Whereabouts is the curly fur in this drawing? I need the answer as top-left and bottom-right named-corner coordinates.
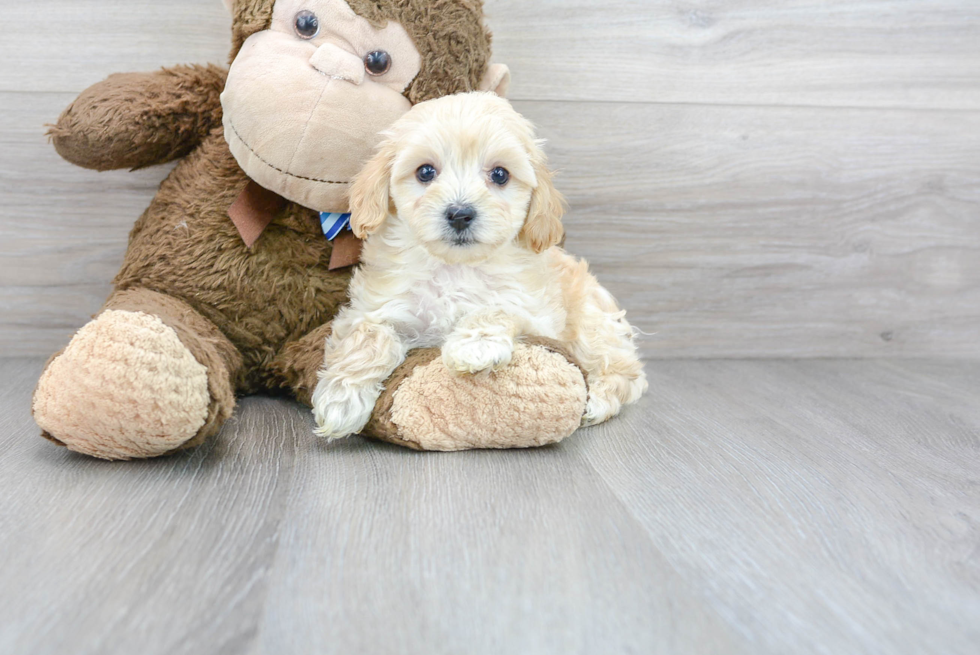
top-left (48, 65), bottom-right (228, 171)
top-left (33, 0), bottom-right (586, 459)
top-left (312, 94), bottom-right (647, 440)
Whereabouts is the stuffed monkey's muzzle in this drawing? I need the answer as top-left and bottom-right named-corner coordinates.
top-left (221, 30), bottom-right (418, 213)
top-left (309, 43), bottom-right (365, 86)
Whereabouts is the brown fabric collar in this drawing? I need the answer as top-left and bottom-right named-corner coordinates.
top-left (228, 180), bottom-right (361, 269)
top-left (228, 180), bottom-right (286, 248)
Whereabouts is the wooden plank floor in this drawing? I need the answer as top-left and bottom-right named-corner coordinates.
top-left (1, 357), bottom-right (977, 654)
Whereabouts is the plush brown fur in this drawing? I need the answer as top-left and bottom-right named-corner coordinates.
top-left (228, 0), bottom-right (277, 59)
top-left (110, 129), bottom-right (352, 395)
top-left (272, 321), bottom-right (336, 406)
top-left (227, 0), bottom-right (490, 102)
top-left (49, 65), bottom-right (227, 172)
top-left (346, 0), bottom-right (492, 103)
top-left (33, 0), bottom-right (586, 459)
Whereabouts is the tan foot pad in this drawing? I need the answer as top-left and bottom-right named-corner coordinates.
top-left (366, 340), bottom-right (588, 451)
top-left (32, 310), bottom-right (210, 460)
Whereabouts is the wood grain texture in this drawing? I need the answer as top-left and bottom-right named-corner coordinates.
top-left (254, 429), bottom-right (742, 655)
top-left (0, 359), bottom-right (299, 655)
top-left (3, 92), bottom-right (978, 358)
top-left (522, 101), bottom-right (980, 358)
top-left (486, 0), bottom-right (980, 109)
top-left (577, 359), bottom-right (980, 655)
top-left (0, 91), bottom-right (174, 354)
top-left (1, 0), bottom-right (979, 357)
top-left (1, 356), bottom-right (978, 654)
top-left (0, 0), bottom-right (231, 94)
top-left (4, 1), bottom-right (979, 110)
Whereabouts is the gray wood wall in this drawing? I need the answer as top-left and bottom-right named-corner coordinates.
top-left (1, 0), bottom-right (978, 359)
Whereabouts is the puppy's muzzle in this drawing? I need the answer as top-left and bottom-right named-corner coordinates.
top-left (446, 204), bottom-right (477, 234)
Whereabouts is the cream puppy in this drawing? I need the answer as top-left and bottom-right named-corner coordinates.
top-left (313, 92), bottom-right (647, 440)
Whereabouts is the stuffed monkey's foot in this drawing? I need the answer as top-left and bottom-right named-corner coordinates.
top-left (33, 307), bottom-right (229, 460)
top-left (364, 338), bottom-right (589, 451)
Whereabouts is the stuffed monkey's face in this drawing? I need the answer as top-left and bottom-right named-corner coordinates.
top-left (221, 0), bottom-right (422, 212)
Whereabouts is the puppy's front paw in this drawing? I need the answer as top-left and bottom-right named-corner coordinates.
top-left (311, 379), bottom-right (377, 441)
top-left (442, 333), bottom-right (514, 374)
top-left (582, 393), bottom-right (618, 427)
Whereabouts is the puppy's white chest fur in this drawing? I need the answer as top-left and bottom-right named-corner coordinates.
top-left (402, 262), bottom-right (557, 347)
top-left (408, 264), bottom-right (489, 344)
top-left (312, 92), bottom-right (648, 443)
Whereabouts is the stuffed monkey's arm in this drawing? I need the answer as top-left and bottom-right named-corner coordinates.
top-left (48, 64), bottom-right (227, 171)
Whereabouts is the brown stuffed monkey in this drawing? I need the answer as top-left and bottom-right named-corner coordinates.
top-left (31, 0), bottom-right (589, 460)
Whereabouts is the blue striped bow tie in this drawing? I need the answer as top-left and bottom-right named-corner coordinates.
top-left (320, 212), bottom-right (352, 241)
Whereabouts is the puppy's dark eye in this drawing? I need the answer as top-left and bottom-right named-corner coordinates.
top-left (364, 50), bottom-right (392, 76)
top-left (417, 164), bottom-right (437, 184)
top-left (294, 10), bottom-right (320, 39)
top-left (490, 167), bottom-right (510, 186)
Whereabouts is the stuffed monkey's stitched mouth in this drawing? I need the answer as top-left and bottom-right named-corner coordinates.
top-left (227, 119), bottom-right (351, 186)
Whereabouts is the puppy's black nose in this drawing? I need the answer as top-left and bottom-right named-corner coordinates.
top-left (446, 204), bottom-right (477, 233)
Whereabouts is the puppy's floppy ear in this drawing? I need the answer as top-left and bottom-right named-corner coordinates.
top-left (348, 143), bottom-right (395, 239)
top-left (520, 143), bottom-right (566, 254)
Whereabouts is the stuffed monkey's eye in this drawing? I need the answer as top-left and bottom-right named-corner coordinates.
top-left (294, 10), bottom-right (320, 39)
top-left (490, 167), bottom-right (510, 186)
top-left (364, 50), bottom-right (392, 76)
top-left (417, 164), bottom-right (437, 184)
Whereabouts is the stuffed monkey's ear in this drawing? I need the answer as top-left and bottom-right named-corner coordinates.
top-left (348, 145), bottom-right (395, 239)
top-left (221, 0), bottom-right (233, 14)
top-left (520, 146), bottom-right (566, 254)
top-left (480, 64), bottom-right (512, 98)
